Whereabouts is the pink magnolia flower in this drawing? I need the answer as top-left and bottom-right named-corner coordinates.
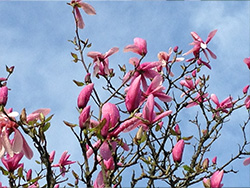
top-left (210, 94), bottom-right (234, 114)
top-left (1, 152), bottom-right (24, 172)
top-left (172, 139), bottom-right (185, 163)
top-left (123, 57), bottom-right (162, 91)
top-left (124, 37), bottom-right (147, 56)
top-left (243, 157), bottom-right (250, 166)
top-left (157, 49), bottom-right (184, 77)
top-left (243, 85), bottom-right (249, 94)
top-left (245, 96), bottom-right (250, 109)
top-left (87, 47), bottom-right (119, 77)
top-left (52, 151), bottom-right (75, 177)
top-left (243, 57), bottom-right (250, 69)
top-left (49, 150), bottom-right (55, 163)
top-left (26, 108), bottom-right (51, 122)
top-left (70, 0), bottom-right (96, 29)
top-left (180, 76), bottom-right (200, 97)
top-left (186, 93), bottom-right (209, 108)
top-left (184, 29), bottom-right (217, 61)
top-left (210, 170), bottom-right (224, 188)
top-left (77, 83), bottom-right (94, 109)
top-left (125, 75), bottom-right (142, 113)
top-left (0, 86), bottom-right (8, 106)
top-left (79, 105), bottom-right (91, 129)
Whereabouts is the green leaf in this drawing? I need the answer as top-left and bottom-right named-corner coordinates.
top-left (0, 166), bottom-right (9, 176)
top-left (183, 165), bottom-right (195, 173)
top-left (71, 52), bottom-right (78, 59)
top-left (73, 80), bottom-right (84, 87)
top-left (67, 183), bottom-right (74, 187)
top-left (63, 120), bottom-right (77, 128)
top-left (87, 43), bottom-right (92, 48)
top-left (17, 166), bottom-right (23, 178)
top-left (42, 122), bottom-right (51, 132)
top-left (45, 114), bottom-right (54, 123)
top-left (182, 135), bottom-right (193, 141)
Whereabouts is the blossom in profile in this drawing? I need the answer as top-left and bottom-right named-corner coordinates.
top-left (26, 108), bottom-right (51, 122)
top-left (172, 139), bottom-right (185, 163)
top-left (70, 0), bottom-right (96, 29)
top-left (210, 94), bottom-right (234, 115)
top-left (184, 30), bottom-right (217, 61)
top-left (87, 47), bottom-right (119, 77)
top-left (77, 83), bottom-right (94, 109)
top-left (124, 37), bottom-right (147, 56)
top-left (52, 151), bottom-right (75, 177)
top-left (1, 152), bottom-right (24, 172)
top-left (210, 170), bottom-right (224, 188)
top-left (243, 57), bottom-right (250, 69)
top-left (180, 76), bottom-right (200, 97)
top-left (0, 86), bottom-right (8, 106)
top-left (186, 93), bottom-right (209, 108)
top-left (245, 95), bottom-right (250, 109)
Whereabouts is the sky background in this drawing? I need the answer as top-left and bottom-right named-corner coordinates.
top-left (0, 0), bottom-right (249, 187)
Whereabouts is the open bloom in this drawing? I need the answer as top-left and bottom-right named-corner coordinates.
top-left (26, 108), bottom-right (51, 122)
top-left (52, 151), bottom-right (75, 177)
top-left (172, 139), bottom-right (185, 163)
top-left (180, 76), bottom-right (200, 97)
top-left (124, 37), bottom-right (147, 56)
top-left (0, 86), bottom-right (8, 106)
top-left (184, 29), bottom-right (217, 61)
top-left (244, 57), bottom-right (250, 69)
top-left (1, 152), bottom-right (24, 172)
top-left (210, 170), bottom-right (224, 188)
top-left (210, 94), bottom-right (234, 115)
top-left (87, 47), bottom-right (119, 77)
top-left (77, 83), bottom-right (94, 109)
top-left (70, 0), bottom-right (96, 29)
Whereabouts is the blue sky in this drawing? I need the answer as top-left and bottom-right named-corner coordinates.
top-left (0, 1), bottom-right (249, 187)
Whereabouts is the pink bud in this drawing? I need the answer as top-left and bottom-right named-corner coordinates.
top-left (172, 139), bottom-right (185, 163)
top-left (54, 184), bottom-right (60, 188)
top-left (243, 57), bottom-right (250, 69)
top-left (173, 46), bottom-right (179, 53)
top-left (0, 86), bottom-right (8, 106)
top-left (203, 178), bottom-right (211, 188)
top-left (243, 85), bottom-right (249, 94)
top-left (212, 156), bottom-right (217, 164)
top-left (192, 70), bottom-right (197, 77)
top-left (26, 169), bottom-right (32, 181)
top-left (49, 151), bottom-right (55, 163)
top-left (245, 96), bottom-right (250, 109)
top-left (174, 124), bottom-right (181, 135)
top-left (77, 83), bottom-right (94, 109)
top-left (84, 73), bottom-right (91, 83)
top-left (79, 106), bottom-right (91, 129)
top-left (210, 170), bottom-right (224, 188)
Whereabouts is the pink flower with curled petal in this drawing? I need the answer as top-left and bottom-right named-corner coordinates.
top-left (245, 96), bottom-right (250, 109)
top-left (125, 75), bottom-right (142, 113)
top-left (26, 108), bottom-right (51, 122)
top-left (0, 86), bottom-right (8, 106)
top-left (52, 151), bottom-right (75, 177)
top-left (1, 152), bottom-right (24, 172)
top-left (77, 83), bottom-right (94, 109)
top-left (243, 57), bottom-right (250, 69)
top-left (172, 139), bottom-right (185, 163)
top-left (186, 93), bottom-right (209, 108)
top-left (210, 94), bottom-right (234, 115)
top-left (124, 37), bottom-right (147, 56)
top-left (70, 0), bottom-right (96, 29)
top-left (87, 48), bottom-right (119, 77)
top-left (210, 170), bottom-right (224, 188)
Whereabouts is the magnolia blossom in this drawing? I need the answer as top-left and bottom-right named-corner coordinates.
top-left (210, 170), bottom-right (224, 188)
top-left (243, 85), bottom-right (249, 94)
top-left (70, 0), bottom-right (96, 29)
top-left (172, 139), bottom-right (185, 163)
top-left (79, 105), bottom-right (91, 129)
top-left (26, 108), bottom-right (51, 122)
top-left (124, 37), bottom-right (147, 56)
top-left (243, 57), bottom-right (250, 69)
top-left (1, 152), bottom-right (24, 172)
top-left (77, 83), bottom-right (94, 109)
top-left (51, 151), bottom-right (75, 177)
top-left (180, 76), bottom-right (200, 97)
top-left (210, 94), bottom-right (234, 115)
top-left (186, 93), bottom-right (209, 108)
top-left (87, 47), bottom-right (119, 77)
top-left (212, 156), bottom-right (217, 164)
top-left (0, 86), bottom-right (8, 106)
top-left (184, 29), bottom-right (217, 61)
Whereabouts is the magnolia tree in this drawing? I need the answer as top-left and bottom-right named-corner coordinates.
top-left (0, 1), bottom-right (250, 188)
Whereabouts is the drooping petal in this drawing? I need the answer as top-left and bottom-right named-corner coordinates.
top-left (210, 94), bottom-right (220, 106)
top-left (93, 171), bottom-right (105, 188)
top-left (206, 48), bottom-right (217, 59)
top-left (143, 94), bottom-right (155, 123)
top-left (206, 29), bottom-right (217, 44)
top-left (2, 128), bottom-right (14, 157)
top-left (75, 7), bottom-right (84, 29)
top-left (12, 128), bottom-right (24, 154)
top-left (153, 110), bottom-right (172, 123)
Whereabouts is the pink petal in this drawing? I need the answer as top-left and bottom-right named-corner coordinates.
top-left (12, 129), bottom-right (24, 153)
top-left (191, 31), bottom-right (202, 42)
top-left (104, 47), bottom-right (119, 58)
top-left (206, 29), bottom-right (217, 44)
top-left (2, 128), bottom-right (14, 157)
top-left (93, 171), bottom-right (105, 188)
top-left (27, 108), bottom-right (50, 122)
top-left (211, 94), bottom-right (220, 106)
top-left (75, 7), bottom-right (84, 29)
top-left (243, 157), bottom-right (250, 166)
top-left (206, 48), bottom-right (217, 59)
top-left (79, 1), bottom-right (96, 15)
top-left (153, 110), bottom-right (172, 123)
top-left (21, 133), bottom-right (33, 159)
top-left (87, 51), bottom-right (102, 59)
top-left (243, 57), bottom-right (250, 69)
top-left (143, 94), bottom-right (155, 123)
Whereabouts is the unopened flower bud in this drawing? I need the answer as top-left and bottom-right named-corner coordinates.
top-left (212, 156), bottom-right (217, 164)
top-left (202, 158), bottom-right (209, 169)
top-left (84, 73), bottom-right (91, 84)
top-left (0, 86), bottom-right (8, 106)
top-left (203, 178), bottom-right (210, 188)
top-left (174, 124), bottom-right (181, 135)
top-left (79, 106), bottom-right (91, 129)
top-left (202, 129), bottom-right (208, 136)
top-left (172, 139), bottom-right (185, 163)
top-left (26, 169), bottom-right (32, 181)
top-left (136, 126), bottom-right (143, 141)
top-left (77, 83), bottom-right (94, 109)
top-left (243, 85), bottom-right (249, 94)
top-left (49, 151), bottom-right (55, 163)
top-left (192, 70), bottom-right (197, 77)
top-left (173, 46), bottom-right (179, 53)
